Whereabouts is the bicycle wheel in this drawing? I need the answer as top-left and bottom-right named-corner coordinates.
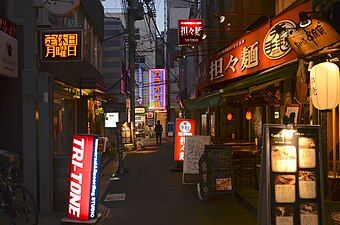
top-left (9, 185), bottom-right (38, 225)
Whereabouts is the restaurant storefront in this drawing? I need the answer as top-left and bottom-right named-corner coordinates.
top-left (186, 0), bottom-right (312, 145)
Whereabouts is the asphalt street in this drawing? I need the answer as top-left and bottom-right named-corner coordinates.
top-left (100, 138), bottom-right (256, 225)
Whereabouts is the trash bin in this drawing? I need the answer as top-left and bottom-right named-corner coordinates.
top-left (331, 212), bottom-right (340, 225)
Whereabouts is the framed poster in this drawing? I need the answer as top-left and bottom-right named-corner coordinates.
top-left (258, 124), bottom-right (325, 225)
top-left (284, 104), bottom-right (301, 124)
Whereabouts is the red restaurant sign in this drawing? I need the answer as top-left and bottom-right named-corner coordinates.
top-left (197, 0), bottom-right (311, 89)
top-left (178, 19), bottom-right (204, 46)
top-left (174, 119), bottom-right (196, 161)
top-left (68, 135), bottom-right (100, 221)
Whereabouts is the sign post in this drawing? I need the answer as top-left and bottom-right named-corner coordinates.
top-left (63, 134), bottom-right (102, 223)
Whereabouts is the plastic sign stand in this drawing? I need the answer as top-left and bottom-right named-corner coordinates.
top-left (258, 124), bottom-right (325, 225)
top-left (62, 134), bottom-right (101, 224)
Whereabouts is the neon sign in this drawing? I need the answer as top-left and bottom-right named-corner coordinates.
top-left (149, 69), bottom-right (166, 109)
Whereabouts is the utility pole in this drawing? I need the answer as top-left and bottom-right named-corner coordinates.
top-left (127, 0), bottom-right (136, 147)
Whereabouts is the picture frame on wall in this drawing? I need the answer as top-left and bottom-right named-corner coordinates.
top-left (284, 104), bottom-right (301, 124)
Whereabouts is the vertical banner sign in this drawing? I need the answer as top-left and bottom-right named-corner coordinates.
top-left (174, 119), bottom-right (196, 161)
top-left (149, 69), bottom-right (166, 109)
top-left (178, 19), bottom-right (204, 46)
top-left (68, 135), bottom-right (100, 221)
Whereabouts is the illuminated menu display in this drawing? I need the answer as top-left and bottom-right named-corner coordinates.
top-left (41, 29), bottom-right (83, 62)
top-left (149, 69), bottom-right (166, 109)
top-left (259, 124), bottom-right (325, 225)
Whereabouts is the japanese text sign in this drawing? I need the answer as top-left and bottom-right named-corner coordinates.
top-left (174, 119), bottom-right (196, 161)
top-left (41, 29), bottom-right (83, 62)
top-left (199, 0), bottom-right (311, 88)
top-left (178, 19), bottom-right (204, 46)
top-left (68, 135), bottom-right (100, 221)
top-left (43, 0), bottom-right (80, 17)
top-left (149, 69), bottom-right (166, 109)
top-left (287, 18), bottom-right (340, 57)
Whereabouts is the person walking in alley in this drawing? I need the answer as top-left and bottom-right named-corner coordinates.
top-left (155, 120), bottom-right (163, 145)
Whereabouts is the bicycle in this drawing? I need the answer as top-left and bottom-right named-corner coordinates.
top-left (0, 150), bottom-right (38, 225)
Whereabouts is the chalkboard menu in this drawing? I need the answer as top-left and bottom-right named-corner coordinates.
top-left (198, 145), bottom-right (234, 201)
top-left (258, 124), bottom-right (325, 225)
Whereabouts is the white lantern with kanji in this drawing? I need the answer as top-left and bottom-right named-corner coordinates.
top-left (310, 62), bottom-right (340, 110)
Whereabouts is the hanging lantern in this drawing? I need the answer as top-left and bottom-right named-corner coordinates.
top-left (227, 112), bottom-right (233, 121)
top-left (245, 111), bottom-right (252, 120)
top-left (310, 62), bottom-right (340, 110)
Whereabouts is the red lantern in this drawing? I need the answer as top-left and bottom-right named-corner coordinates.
top-left (227, 112), bottom-right (233, 121)
top-left (245, 111), bottom-right (252, 120)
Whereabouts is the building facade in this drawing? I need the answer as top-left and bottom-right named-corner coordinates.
top-left (0, 0), bottom-right (106, 214)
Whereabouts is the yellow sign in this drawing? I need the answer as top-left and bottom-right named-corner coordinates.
top-left (41, 29), bottom-right (83, 62)
top-left (287, 18), bottom-right (340, 57)
top-left (135, 108), bottom-right (146, 114)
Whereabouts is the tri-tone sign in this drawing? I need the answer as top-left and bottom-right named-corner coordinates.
top-left (68, 135), bottom-right (100, 221)
top-left (41, 29), bottom-right (83, 62)
top-left (174, 119), bottom-right (196, 161)
top-left (178, 19), bottom-right (204, 46)
top-left (149, 69), bottom-right (166, 110)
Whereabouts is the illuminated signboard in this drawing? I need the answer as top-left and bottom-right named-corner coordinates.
top-left (149, 69), bottom-right (166, 109)
top-left (178, 19), bottom-right (204, 46)
top-left (68, 135), bottom-right (100, 221)
top-left (174, 118), bottom-right (196, 161)
top-left (41, 29), bottom-right (83, 62)
top-left (105, 112), bottom-right (119, 128)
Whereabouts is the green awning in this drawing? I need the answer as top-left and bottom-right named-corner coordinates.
top-left (185, 92), bottom-right (221, 111)
top-left (185, 61), bottom-right (298, 111)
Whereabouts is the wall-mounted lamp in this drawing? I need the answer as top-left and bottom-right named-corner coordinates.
top-left (274, 25), bottom-right (296, 38)
top-left (214, 13), bottom-right (226, 23)
top-left (299, 11), bottom-right (312, 28)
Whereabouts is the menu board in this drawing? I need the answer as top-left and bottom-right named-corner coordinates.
top-left (182, 135), bottom-right (211, 184)
top-left (258, 124), bottom-right (324, 225)
top-left (198, 145), bottom-right (234, 201)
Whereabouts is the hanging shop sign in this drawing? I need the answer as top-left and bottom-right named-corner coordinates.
top-left (0, 17), bottom-right (17, 78)
top-left (198, 0), bottom-right (311, 88)
top-left (287, 18), bottom-right (340, 57)
top-left (149, 69), bottom-right (166, 110)
top-left (258, 124), bottom-right (325, 225)
top-left (174, 119), bottom-right (196, 161)
top-left (67, 135), bottom-right (101, 221)
top-left (40, 29), bottom-right (83, 62)
top-left (178, 19), bottom-right (204, 46)
top-left (43, 0), bottom-right (80, 17)
top-left (310, 62), bottom-right (340, 110)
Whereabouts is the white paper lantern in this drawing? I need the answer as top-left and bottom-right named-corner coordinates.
top-left (310, 62), bottom-right (340, 110)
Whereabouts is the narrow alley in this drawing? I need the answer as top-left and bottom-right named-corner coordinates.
top-left (100, 138), bottom-right (256, 225)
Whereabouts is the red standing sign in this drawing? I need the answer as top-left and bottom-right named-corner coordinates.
top-left (174, 119), bottom-right (196, 161)
top-left (178, 19), bottom-right (204, 46)
top-left (67, 134), bottom-right (100, 221)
